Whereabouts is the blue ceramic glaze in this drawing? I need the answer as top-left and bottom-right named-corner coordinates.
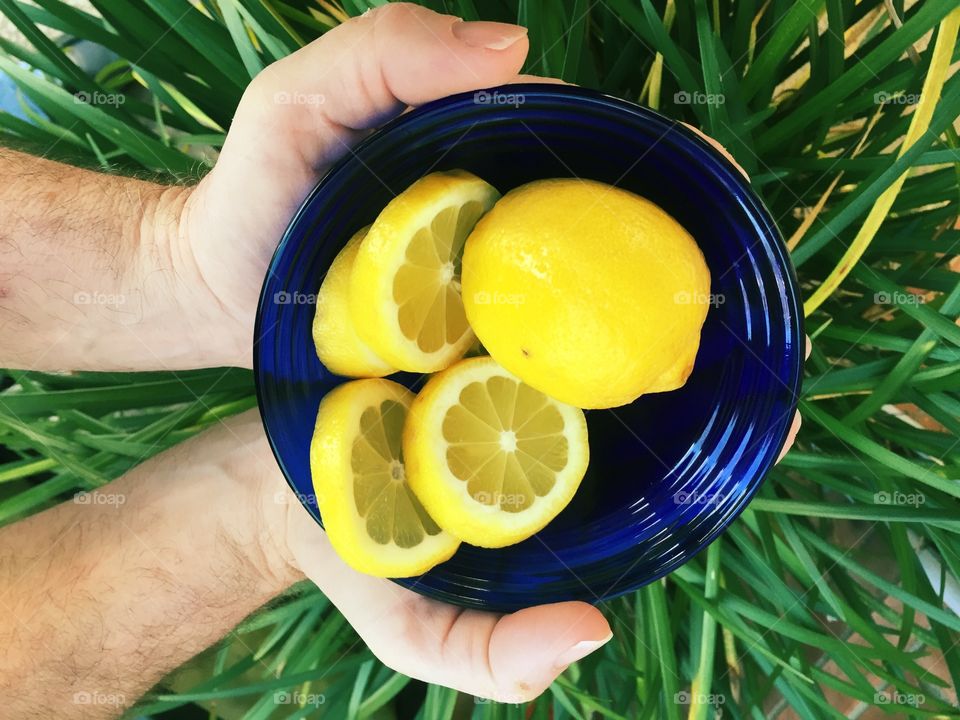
top-left (253, 84), bottom-right (804, 612)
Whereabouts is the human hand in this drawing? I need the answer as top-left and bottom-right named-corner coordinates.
top-left (178, 4), bottom-right (529, 366)
top-left (180, 10), bottom-right (802, 690)
top-left (280, 508), bottom-right (612, 704)
top-left (186, 26), bottom-right (801, 699)
top-left (203, 411), bottom-right (609, 705)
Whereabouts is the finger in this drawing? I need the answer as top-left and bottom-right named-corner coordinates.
top-left (681, 122), bottom-right (749, 180)
top-left (510, 74), bottom-right (569, 85)
top-left (284, 503), bottom-right (610, 702)
top-left (776, 338), bottom-right (811, 462)
top-left (485, 601), bottom-right (613, 700)
top-left (222, 4), bottom-right (528, 190)
top-left (220, 4), bottom-right (527, 226)
top-left (396, 599), bottom-right (611, 702)
top-left (194, 4), bottom-right (529, 333)
top-left (777, 411), bottom-right (802, 463)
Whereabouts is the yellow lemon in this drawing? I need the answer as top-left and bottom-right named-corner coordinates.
top-left (312, 227), bottom-right (396, 378)
top-left (310, 378), bottom-right (460, 577)
top-left (403, 356), bottom-right (589, 548)
top-left (462, 178), bottom-right (711, 409)
top-left (350, 170), bottom-right (500, 373)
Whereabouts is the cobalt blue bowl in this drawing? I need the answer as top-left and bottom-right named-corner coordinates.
top-left (254, 84), bottom-right (803, 613)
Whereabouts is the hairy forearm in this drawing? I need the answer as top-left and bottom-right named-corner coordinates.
top-left (0, 413), bottom-right (302, 719)
top-left (0, 149), bottom-right (244, 370)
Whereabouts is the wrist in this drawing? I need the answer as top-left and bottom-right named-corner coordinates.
top-left (238, 418), bottom-right (339, 588)
top-left (141, 182), bottom-right (251, 369)
top-left (216, 412), bottom-right (306, 591)
top-left (249, 470), bottom-right (308, 591)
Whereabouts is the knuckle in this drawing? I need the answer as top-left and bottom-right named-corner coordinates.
top-left (247, 61), bottom-right (283, 99)
top-left (366, 2), bottom-right (415, 20)
top-left (364, 2), bottom-right (428, 31)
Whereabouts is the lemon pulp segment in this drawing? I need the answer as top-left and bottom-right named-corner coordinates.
top-left (404, 357), bottom-right (589, 548)
top-left (310, 379), bottom-right (460, 577)
top-left (350, 171), bottom-right (500, 372)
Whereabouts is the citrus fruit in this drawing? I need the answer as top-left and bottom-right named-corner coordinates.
top-left (461, 178), bottom-right (711, 409)
top-left (350, 170), bottom-right (500, 373)
top-left (403, 356), bottom-right (589, 548)
top-left (310, 378), bottom-right (460, 577)
top-left (312, 227), bottom-right (396, 378)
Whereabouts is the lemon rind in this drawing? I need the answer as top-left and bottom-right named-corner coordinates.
top-left (313, 227), bottom-right (396, 378)
top-left (310, 378), bottom-right (461, 577)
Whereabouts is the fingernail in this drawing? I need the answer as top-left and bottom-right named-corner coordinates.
top-left (452, 21), bottom-right (527, 50)
top-left (554, 632), bottom-right (612, 668)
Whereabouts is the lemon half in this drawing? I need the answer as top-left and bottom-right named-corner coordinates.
top-left (310, 378), bottom-right (460, 577)
top-left (350, 171), bottom-right (500, 373)
top-left (312, 227), bottom-right (396, 378)
top-left (404, 357), bottom-right (589, 548)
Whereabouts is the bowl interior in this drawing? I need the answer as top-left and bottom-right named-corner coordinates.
top-left (254, 85), bottom-right (803, 612)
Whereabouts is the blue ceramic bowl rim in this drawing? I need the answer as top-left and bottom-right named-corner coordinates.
top-left (253, 83), bottom-right (804, 604)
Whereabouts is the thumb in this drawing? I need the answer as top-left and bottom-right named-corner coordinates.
top-left (218, 3), bottom-right (528, 207)
top-left (486, 602), bottom-right (614, 701)
top-left (373, 595), bottom-right (613, 703)
top-left (285, 507), bottom-right (612, 703)
top-left (190, 4), bottom-right (528, 334)
top-left (274, 3), bottom-right (530, 130)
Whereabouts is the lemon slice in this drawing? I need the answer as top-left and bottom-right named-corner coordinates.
top-left (404, 357), bottom-right (589, 548)
top-left (313, 227), bottom-right (396, 378)
top-left (310, 378), bottom-right (460, 577)
top-left (350, 170), bottom-right (500, 373)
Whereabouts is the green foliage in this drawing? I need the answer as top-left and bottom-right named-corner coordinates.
top-left (1, 1), bottom-right (959, 717)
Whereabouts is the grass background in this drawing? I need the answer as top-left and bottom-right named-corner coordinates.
top-left (1, 0), bottom-right (959, 718)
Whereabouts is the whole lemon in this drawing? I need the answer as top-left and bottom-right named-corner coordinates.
top-left (462, 179), bottom-right (711, 409)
